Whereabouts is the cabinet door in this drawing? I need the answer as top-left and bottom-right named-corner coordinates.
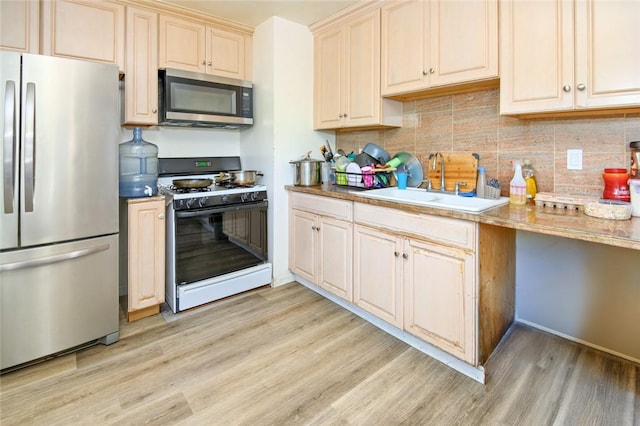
top-left (575, 0), bottom-right (640, 108)
top-left (128, 199), bottom-right (165, 311)
top-left (318, 217), bottom-right (353, 302)
top-left (0, 0), bottom-right (39, 53)
top-left (353, 225), bottom-right (403, 328)
top-left (206, 27), bottom-right (246, 79)
top-left (158, 14), bottom-right (206, 73)
top-left (289, 209), bottom-right (318, 284)
top-left (404, 238), bottom-right (475, 364)
top-left (314, 25), bottom-right (344, 129)
top-left (344, 9), bottom-right (380, 127)
top-left (381, 0), bottom-right (428, 95)
top-left (41, 0), bottom-right (125, 71)
top-left (430, 0), bottom-right (497, 87)
top-left (500, 0), bottom-right (574, 114)
top-left (123, 6), bottom-right (158, 126)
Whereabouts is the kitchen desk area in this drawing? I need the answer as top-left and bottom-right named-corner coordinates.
top-left (286, 184), bottom-right (640, 383)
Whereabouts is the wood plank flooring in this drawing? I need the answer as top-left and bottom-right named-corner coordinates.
top-left (1, 282), bottom-right (638, 425)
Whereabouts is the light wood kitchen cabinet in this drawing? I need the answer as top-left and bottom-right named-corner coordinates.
top-left (119, 197), bottom-right (165, 322)
top-left (354, 204), bottom-right (476, 360)
top-left (381, 0), bottom-right (498, 97)
top-left (500, 0), bottom-right (640, 115)
top-left (41, 0), bottom-right (125, 71)
top-left (123, 6), bottom-right (158, 126)
top-left (0, 0), bottom-right (39, 53)
top-left (353, 224), bottom-right (403, 328)
top-left (158, 14), bottom-right (250, 80)
top-left (314, 9), bottom-right (402, 130)
top-left (289, 193), bottom-right (353, 302)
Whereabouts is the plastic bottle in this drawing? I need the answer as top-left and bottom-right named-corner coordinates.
top-left (522, 159), bottom-right (537, 201)
top-left (476, 166), bottom-right (487, 198)
top-left (509, 161), bottom-right (526, 205)
top-left (119, 127), bottom-right (159, 198)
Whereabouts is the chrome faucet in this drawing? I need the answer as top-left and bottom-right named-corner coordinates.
top-left (431, 152), bottom-right (446, 191)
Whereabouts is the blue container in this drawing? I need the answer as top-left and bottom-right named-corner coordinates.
top-left (119, 128), bottom-right (158, 198)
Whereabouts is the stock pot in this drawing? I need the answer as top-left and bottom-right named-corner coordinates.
top-left (290, 158), bottom-right (323, 186)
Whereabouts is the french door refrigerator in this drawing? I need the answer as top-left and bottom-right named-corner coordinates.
top-left (1, 53), bottom-right (120, 370)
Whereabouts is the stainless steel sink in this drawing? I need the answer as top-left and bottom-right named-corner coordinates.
top-left (354, 187), bottom-right (509, 213)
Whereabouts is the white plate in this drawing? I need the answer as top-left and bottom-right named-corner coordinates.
top-left (346, 162), bottom-right (362, 187)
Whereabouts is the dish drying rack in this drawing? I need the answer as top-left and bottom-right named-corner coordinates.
top-left (334, 168), bottom-right (395, 189)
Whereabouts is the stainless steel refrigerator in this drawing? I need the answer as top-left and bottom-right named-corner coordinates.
top-left (0, 53), bottom-right (120, 370)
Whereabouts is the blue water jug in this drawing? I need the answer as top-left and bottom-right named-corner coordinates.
top-left (119, 128), bottom-right (158, 198)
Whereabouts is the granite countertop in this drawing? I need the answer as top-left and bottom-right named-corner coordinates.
top-left (286, 184), bottom-right (640, 251)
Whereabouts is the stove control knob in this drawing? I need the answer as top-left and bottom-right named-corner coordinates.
top-left (185, 198), bottom-right (196, 209)
top-left (251, 192), bottom-right (259, 201)
top-left (240, 193), bottom-right (248, 202)
top-left (198, 197), bottom-right (208, 207)
top-left (221, 195), bottom-right (230, 204)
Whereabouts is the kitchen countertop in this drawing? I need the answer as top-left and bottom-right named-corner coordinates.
top-left (286, 184), bottom-right (640, 251)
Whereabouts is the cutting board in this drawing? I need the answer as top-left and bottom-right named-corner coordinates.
top-left (427, 153), bottom-right (479, 193)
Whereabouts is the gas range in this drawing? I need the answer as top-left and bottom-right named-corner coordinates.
top-left (158, 157), bottom-right (267, 211)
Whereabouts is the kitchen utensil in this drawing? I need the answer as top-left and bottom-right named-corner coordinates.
top-left (225, 170), bottom-right (263, 186)
top-left (362, 143), bottom-right (391, 164)
top-left (346, 162), bottom-right (361, 186)
top-left (354, 152), bottom-right (379, 168)
top-left (391, 152), bottom-right (423, 187)
top-left (289, 159), bottom-right (322, 186)
top-left (426, 153), bottom-right (479, 192)
top-left (397, 172), bottom-right (408, 189)
top-left (172, 178), bottom-right (213, 189)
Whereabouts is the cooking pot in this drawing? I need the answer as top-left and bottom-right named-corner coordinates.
top-left (225, 170), bottom-right (263, 186)
top-left (172, 178), bottom-right (213, 189)
top-left (290, 158), bottom-right (323, 186)
top-left (362, 143), bottom-right (390, 164)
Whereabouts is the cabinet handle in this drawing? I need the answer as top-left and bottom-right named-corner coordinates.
top-left (429, 68), bottom-right (435, 74)
top-left (158, 213), bottom-right (164, 220)
top-left (315, 226), bottom-right (320, 232)
top-left (422, 70), bottom-right (428, 76)
top-left (394, 251), bottom-right (400, 257)
top-left (207, 61), bottom-right (212, 66)
top-left (577, 83), bottom-right (586, 91)
top-left (151, 108), bottom-right (157, 114)
top-left (343, 113), bottom-right (348, 118)
top-left (402, 253), bottom-right (408, 259)
top-left (338, 114), bottom-right (343, 118)
top-left (311, 225), bottom-right (316, 230)
top-left (563, 85), bottom-right (572, 93)
top-left (201, 60), bottom-right (206, 65)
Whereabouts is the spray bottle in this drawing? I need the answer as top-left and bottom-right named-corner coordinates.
top-left (509, 161), bottom-right (527, 205)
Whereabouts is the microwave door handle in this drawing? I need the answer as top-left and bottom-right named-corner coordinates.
top-left (3, 80), bottom-right (16, 213)
top-left (24, 82), bottom-right (35, 212)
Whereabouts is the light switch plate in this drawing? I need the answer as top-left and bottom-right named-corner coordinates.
top-left (567, 149), bottom-right (583, 170)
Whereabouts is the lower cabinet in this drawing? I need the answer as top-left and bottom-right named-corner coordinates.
top-left (289, 193), bottom-right (353, 302)
top-left (288, 191), bottom-right (515, 370)
top-left (119, 196), bottom-right (165, 321)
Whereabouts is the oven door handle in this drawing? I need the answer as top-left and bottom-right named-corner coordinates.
top-left (175, 200), bottom-right (267, 218)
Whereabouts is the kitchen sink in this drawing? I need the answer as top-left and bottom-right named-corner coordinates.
top-left (354, 187), bottom-right (509, 213)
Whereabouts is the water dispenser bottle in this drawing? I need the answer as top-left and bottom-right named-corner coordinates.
top-left (119, 127), bottom-right (159, 198)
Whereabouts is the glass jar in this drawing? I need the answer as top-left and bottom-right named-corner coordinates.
top-left (602, 168), bottom-right (630, 202)
top-left (631, 141), bottom-right (640, 178)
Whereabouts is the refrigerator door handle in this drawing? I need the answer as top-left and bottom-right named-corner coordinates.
top-left (0, 243), bottom-right (111, 272)
top-left (3, 80), bottom-right (16, 214)
top-left (24, 82), bottom-right (35, 212)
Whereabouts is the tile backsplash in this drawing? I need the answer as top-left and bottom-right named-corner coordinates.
top-left (335, 88), bottom-right (640, 197)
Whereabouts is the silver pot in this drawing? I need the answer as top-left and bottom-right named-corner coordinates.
top-left (290, 158), bottom-right (323, 186)
top-left (226, 170), bottom-right (262, 186)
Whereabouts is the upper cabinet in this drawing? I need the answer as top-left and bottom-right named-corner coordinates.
top-left (0, 0), bottom-right (39, 53)
top-left (500, 0), bottom-right (640, 115)
top-left (314, 8), bottom-right (402, 130)
top-left (41, 0), bottom-right (125, 72)
top-left (123, 6), bottom-right (158, 126)
top-left (159, 14), bottom-right (250, 80)
top-left (381, 0), bottom-right (498, 97)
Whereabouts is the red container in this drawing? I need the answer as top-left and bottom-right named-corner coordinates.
top-left (602, 168), bottom-right (630, 202)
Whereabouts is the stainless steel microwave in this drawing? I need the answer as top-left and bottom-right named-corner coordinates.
top-left (158, 69), bottom-right (253, 129)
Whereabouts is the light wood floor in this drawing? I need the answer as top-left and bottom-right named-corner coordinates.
top-left (1, 282), bottom-right (638, 425)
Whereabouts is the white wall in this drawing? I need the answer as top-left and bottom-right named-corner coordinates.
top-left (243, 17), bottom-right (335, 286)
top-left (119, 126), bottom-right (241, 158)
top-left (516, 231), bottom-right (640, 362)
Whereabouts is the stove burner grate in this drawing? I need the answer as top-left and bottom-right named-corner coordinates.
top-left (169, 186), bottom-right (212, 194)
top-left (216, 182), bottom-right (256, 189)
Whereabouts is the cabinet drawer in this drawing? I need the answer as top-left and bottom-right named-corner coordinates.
top-left (290, 193), bottom-right (352, 221)
top-left (354, 203), bottom-right (475, 250)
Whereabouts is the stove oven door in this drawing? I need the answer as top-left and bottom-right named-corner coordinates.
top-left (172, 201), bottom-right (268, 287)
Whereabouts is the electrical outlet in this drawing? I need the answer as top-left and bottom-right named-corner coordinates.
top-left (567, 149), bottom-right (583, 170)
